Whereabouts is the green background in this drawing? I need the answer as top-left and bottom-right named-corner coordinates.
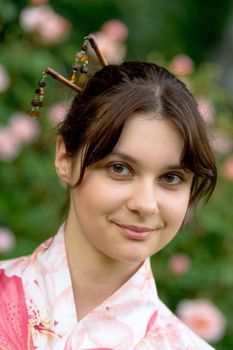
top-left (0, 1), bottom-right (233, 348)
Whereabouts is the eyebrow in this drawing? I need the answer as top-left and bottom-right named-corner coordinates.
top-left (109, 151), bottom-right (186, 171)
top-left (110, 151), bottom-right (139, 165)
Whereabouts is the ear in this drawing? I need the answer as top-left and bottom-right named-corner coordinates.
top-left (55, 136), bottom-right (72, 185)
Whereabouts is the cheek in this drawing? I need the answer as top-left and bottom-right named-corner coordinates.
top-left (161, 190), bottom-right (190, 221)
top-left (156, 192), bottom-right (190, 251)
top-left (75, 177), bottom-right (128, 212)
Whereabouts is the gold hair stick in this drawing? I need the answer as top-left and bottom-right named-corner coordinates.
top-left (45, 67), bottom-right (83, 93)
top-left (88, 34), bottom-right (108, 67)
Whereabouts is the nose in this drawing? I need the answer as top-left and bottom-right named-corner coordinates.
top-left (126, 179), bottom-right (159, 217)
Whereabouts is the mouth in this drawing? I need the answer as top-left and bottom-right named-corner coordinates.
top-left (114, 223), bottom-right (157, 241)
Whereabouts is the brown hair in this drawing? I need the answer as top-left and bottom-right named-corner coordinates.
top-left (59, 61), bottom-right (217, 206)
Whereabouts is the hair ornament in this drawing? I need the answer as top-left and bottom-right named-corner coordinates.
top-left (87, 34), bottom-right (108, 67)
top-left (29, 34), bottom-right (108, 119)
top-left (29, 71), bottom-right (47, 118)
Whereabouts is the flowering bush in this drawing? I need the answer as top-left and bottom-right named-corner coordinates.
top-left (222, 157), bottom-right (233, 180)
top-left (169, 54), bottom-right (194, 76)
top-left (10, 113), bottom-right (40, 144)
top-left (0, 113), bottom-right (40, 162)
top-left (197, 97), bottom-right (215, 125)
top-left (47, 102), bottom-right (68, 125)
top-left (151, 50), bottom-right (233, 349)
top-left (92, 20), bottom-right (128, 64)
top-left (0, 127), bottom-right (20, 161)
top-left (20, 5), bottom-right (71, 44)
top-left (168, 253), bottom-right (191, 276)
top-left (0, 64), bottom-right (10, 93)
top-left (0, 228), bottom-right (15, 253)
top-left (176, 299), bottom-right (226, 342)
top-left (0, 3), bottom-right (232, 349)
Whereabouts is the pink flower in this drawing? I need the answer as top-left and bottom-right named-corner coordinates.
top-left (0, 64), bottom-right (10, 93)
top-left (47, 102), bottom-right (68, 124)
top-left (168, 253), bottom-right (191, 275)
top-left (0, 127), bottom-right (20, 162)
top-left (0, 227), bottom-right (15, 253)
top-left (101, 20), bottom-right (128, 42)
top-left (20, 5), bottom-right (46, 31)
top-left (169, 54), bottom-right (194, 76)
top-left (92, 20), bottom-right (128, 64)
top-left (211, 131), bottom-right (232, 154)
top-left (222, 157), bottom-right (233, 181)
top-left (10, 112), bottom-right (40, 144)
top-left (38, 11), bottom-right (71, 44)
top-left (176, 299), bottom-right (226, 342)
top-left (0, 269), bottom-right (35, 349)
top-left (20, 5), bottom-right (71, 44)
top-left (197, 97), bottom-right (214, 125)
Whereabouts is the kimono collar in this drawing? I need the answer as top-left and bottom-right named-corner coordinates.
top-left (31, 224), bottom-right (159, 349)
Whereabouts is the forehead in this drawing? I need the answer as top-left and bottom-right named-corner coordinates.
top-left (112, 114), bottom-right (184, 168)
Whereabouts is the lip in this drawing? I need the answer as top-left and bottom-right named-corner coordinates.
top-left (114, 223), bottom-right (156, 241)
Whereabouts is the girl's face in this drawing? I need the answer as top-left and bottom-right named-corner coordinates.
top-left (56, 114), bottom-right (193, 266)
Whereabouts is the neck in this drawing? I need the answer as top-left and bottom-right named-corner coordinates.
top-left (64, 214), bottom-right (142, 320)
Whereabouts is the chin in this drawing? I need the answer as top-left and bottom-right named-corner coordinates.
top-left (112, 248), bottom-right (154, 265)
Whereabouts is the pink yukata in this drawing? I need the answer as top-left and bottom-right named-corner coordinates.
top-left (0, 224), bottom-right (215, 350)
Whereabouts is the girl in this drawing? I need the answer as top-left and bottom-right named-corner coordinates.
top-left (0, 37), bottom-right (217, 349)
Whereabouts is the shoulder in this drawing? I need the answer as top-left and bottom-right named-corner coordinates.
top-left (153, 299), bottom-right (215, 349)
top-left (0, 235), bottom-right (53, 279)
top-left (0, 255), bottom-right (29, 278)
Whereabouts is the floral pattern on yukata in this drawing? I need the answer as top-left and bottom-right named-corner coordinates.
top-left (0, 225), bottom-right (215, 349)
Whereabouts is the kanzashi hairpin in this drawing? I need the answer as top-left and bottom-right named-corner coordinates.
top-left (29, 34), bottom-right (107, 119)
top-left (70, 36), bottom-right (89, 87)
top-left (88, 34), bottom-right (108, 67)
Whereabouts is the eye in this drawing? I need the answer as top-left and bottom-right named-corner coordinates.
top-left (158, 173), bottom-right (183, 185)
top-left (108, 163), bottom-right (133, 177)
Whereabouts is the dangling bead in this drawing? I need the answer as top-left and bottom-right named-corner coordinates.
top-left (79, 73), bottom-right (88, 85)
top-left (81, 43), bottom-right (88, 51)
top-left (72, 63), bottom-right (81, 72)
top-left (38, 78), bottom-right (46, 87)
top-left (28, 71), bottom-right (47, 118)
top-left (31, 98), bottom-right (44, 107)
top-left (29, 107), bottom-right (40, 119)
top-left (68, 36), bottom-right (90, 88)
top-left (76, 51), bottom-right (88, 63)
top-left (35, 87), bottom-right (44, 96)
top-left (80, 65), bottom-right (88, 74)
